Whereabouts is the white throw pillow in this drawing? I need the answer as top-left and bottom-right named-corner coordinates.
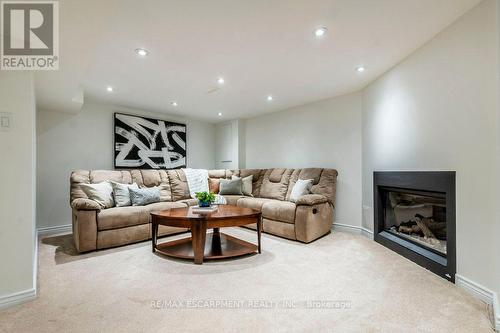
top-left (232, 175), bottom-right (253, 196)
top-left (290, 179), bottom-right (314, 202)
top-left (80, 181), bottom-right (115, 208)
top-left (111, 181), bottom-right (139, 207)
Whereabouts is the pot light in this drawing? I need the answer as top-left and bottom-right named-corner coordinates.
top-left (135, 48), bottom-right (149, 57)
top-left (314, 27), bottom-right (327, 38)
top-left (217, 77), bottom-right (225, 85)
top-left (267, 95), bottom-right (274, 102)
top-left (218, 112), bottom-right (223, 116)
top-left (171, 101), bottom-right (178, 107)
top-left (356, 66), bottom-right (366, 73)
top-left (106, 86), bottom-right (114, 92)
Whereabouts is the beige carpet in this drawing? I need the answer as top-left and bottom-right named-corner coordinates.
top-left (0, 229), bottom-right (493, 332)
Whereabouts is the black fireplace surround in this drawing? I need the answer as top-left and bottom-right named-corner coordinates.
top-left (374, 171), bottom-right (456, 282)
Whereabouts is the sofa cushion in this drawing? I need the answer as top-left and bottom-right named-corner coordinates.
top-left (145, 201), bottom-right (187, 212)
top-left (90, 170), bottom-right (131, 184)
top-left (131, 170), bottom-right (172, 202)
top-left (310, 169), bottom-right (338, 205)
top-left (97, 206), bottom-right (150, 231)
top-left (285, 168), bottom-right (338, 204)
top-left (70, 170), bottom-right (91, 202)
top-left (237, 197), bottom-right (275, 211)
top-left (167, 170), bottom-right (190, 201)
top-left (259, 168), bottom-right (294, 200)
top-left (239, 169), bottom-right (264, 197)
top-left (208, 169), bottom-right (227, 179)
top-left (221, 195), bottom-right (245, 206)
top-left (262, 200), bottom-right (296, 224)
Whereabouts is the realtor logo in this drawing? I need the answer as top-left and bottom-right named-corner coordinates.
top-left (1, 1), bottom-right (59, 70)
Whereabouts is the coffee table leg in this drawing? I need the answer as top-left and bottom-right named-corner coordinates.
top-left (192, 221), bottom-right (207, 264)
top-left (257, 215), bottom-right (262, 254)
top-left (152, 219), bottom-right (158, 253)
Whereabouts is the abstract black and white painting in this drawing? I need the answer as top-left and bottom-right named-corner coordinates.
top-left (114, 113), bottom-right (186, 169)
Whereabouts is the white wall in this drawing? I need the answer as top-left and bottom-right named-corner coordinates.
top-left (0, 72), bottom-right (36, 302)
top-left (37, 101), bottom-right (216, 229)
top-left (362, 0), bottom-right (498, 293)
top-left (244, 92), bottom-right (362, 227)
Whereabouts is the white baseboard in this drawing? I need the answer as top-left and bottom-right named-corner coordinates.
top-left (493, 293), bottom-right (500, 331)
top-left (0, 288), bottom-right (36, 311)
top-left (333, 223), bottom-right (373, 239)
top-left (37, 224), bottom-right (72, 236)
top-left (456, 274), bottom-right (495, 303)
top-left (456, 274), bottom-right (499, 331)
top-left (0, 231), bottom-right (38, 311)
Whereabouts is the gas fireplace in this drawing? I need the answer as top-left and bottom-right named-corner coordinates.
top-left (374, 172), bottom-right (456, 282)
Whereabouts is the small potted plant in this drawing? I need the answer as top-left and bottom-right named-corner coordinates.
top-left (195, 191), bottom-right (216, 207)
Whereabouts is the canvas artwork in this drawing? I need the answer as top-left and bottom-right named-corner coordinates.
top-left (114, 113), bottom-right (187, 169)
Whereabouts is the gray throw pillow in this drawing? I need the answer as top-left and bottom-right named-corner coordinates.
top-left (219, 178), bottom-right (243, 195)
top-left (111, 181), bottom-right (139, 207)
top-left (232, 175), bottom-right (253, 196)
top-left (129, 186), bottom-right (161, 206)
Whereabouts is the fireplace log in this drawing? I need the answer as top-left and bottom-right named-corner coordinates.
top-left (398, 226), bottom-right (414, 234)
top-left (423, 219), bottom-right (446, 231)
top-left (414, 217), bottom-right (436, 239)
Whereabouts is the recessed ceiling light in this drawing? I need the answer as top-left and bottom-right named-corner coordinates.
top-left (217, 77), bottom-right (225, 85)
top-left (106, 86), bottom-right (114, 92)
top-left (218, 112), bottom-right (223, 116)
top-left (267, 95), bottom-right (274, 102)
top-left (314, 27), bottom-right (327, 38)
top-left (356, 66), bottom-right (366, 73)
top-left (171, 101), bottom-right (178, 107)
top-left (135, 48), bottom-right (149, 57)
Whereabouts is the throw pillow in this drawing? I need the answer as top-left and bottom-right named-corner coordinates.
top-left (208, 178), bottom-right (220, 193)
top-left (289, 179), bottom-right (314, 202)
top-left (231, 175), bottom-right (253, 196)
top-left (111, 181), bottom-right (139, 207)
top-left (80, 181), bottom-right (115, 208)
top-left (219, 178), bottom-right (243, 195)
top-left (129, 186), bottom-right (161, 206)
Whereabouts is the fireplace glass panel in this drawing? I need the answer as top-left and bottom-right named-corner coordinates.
top-left (383, 189), bottom-right (446, 255)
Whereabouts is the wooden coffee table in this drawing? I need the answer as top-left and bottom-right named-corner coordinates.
top-left (151, 205), bottom-right (262, 264)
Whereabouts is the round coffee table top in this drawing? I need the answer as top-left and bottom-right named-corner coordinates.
top-left (151, 204), bottom-right (260, 220)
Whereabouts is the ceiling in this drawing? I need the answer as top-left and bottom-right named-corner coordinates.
top-left (35, 0), bottom-right (482, 122)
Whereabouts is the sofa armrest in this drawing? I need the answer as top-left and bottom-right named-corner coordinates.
top-left (71, 198), bottom-right (101, 211)
top-left (295, 201), bottom-right (333, 243)
top-left (295, 194), bottom-right (328, 206)
top-left (72, 208), bottom-right (98, 252)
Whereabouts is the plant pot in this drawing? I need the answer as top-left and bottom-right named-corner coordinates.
top-left (198, 201), bottom-right (211, 208)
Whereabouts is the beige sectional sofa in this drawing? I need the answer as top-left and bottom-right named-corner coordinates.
top-left (70, 168), bottom-right (338, 252)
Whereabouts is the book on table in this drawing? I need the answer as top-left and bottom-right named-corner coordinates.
top-left (192, 205), bottom-right (218, 214)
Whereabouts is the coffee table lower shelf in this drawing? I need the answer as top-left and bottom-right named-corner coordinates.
top-left (155, 232), bottom-right (258, 261)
